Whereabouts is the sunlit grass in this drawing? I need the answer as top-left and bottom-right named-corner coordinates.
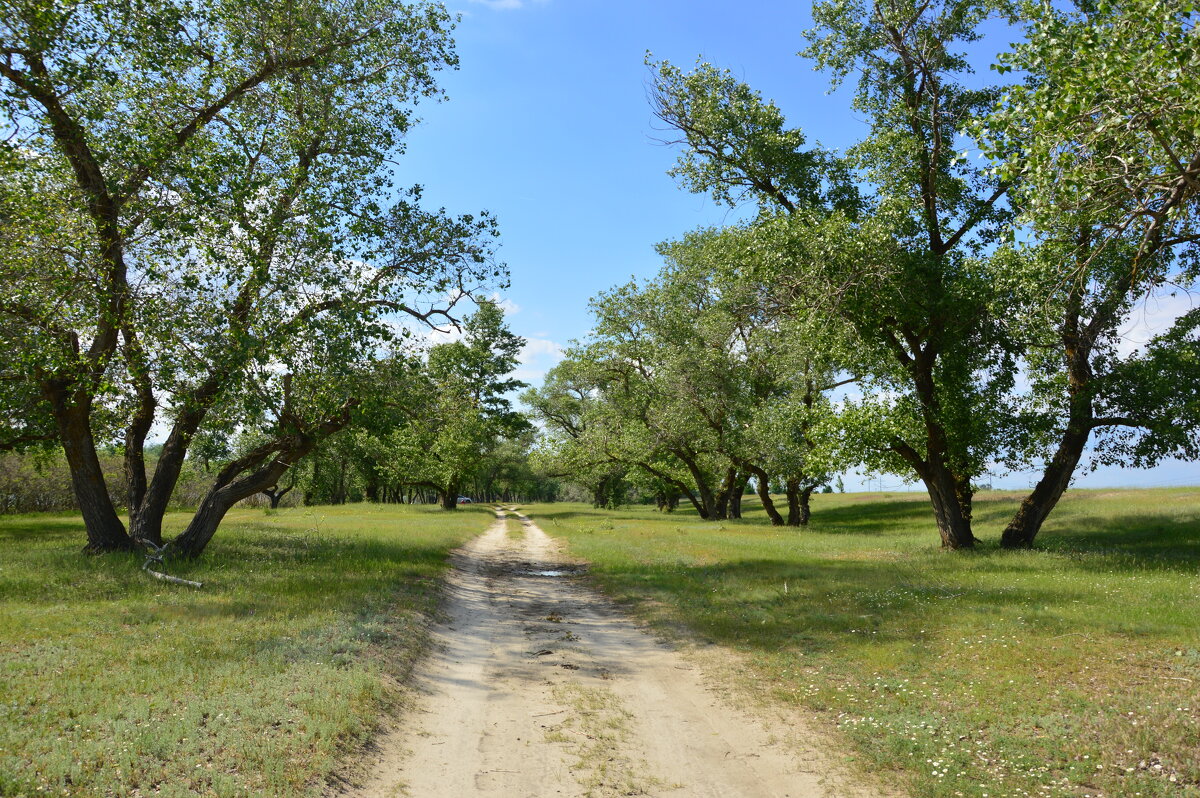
top-left (0, 503), bottom-right (491, 797)
top-left (521, 489), bottom-right (1200, 798)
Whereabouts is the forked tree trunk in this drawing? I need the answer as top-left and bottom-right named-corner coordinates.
top-left (709, 468), bottom-right (738, 521)
top-left (262, 484), bottom-right (292, 509)
top-left (45, 383), bottom-right (134, 552)
top-left (171, 395), bottom-right (353, 557)
top-left (783, 479), bottom-right (817, 527)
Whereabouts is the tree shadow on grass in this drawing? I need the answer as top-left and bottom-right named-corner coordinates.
top-left (0, 524), bottom-right (460, 607)
top-left (0, 517), bottom-right (87, 542)
top-left (1036, 513), bottom-right (1200, 570)
top-left (594, 541), bottom-right (1192, 659)
top-left (804, 499), bottom-right (938, 535)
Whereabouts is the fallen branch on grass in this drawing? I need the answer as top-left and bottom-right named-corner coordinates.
top-left (136, 539), bottom-right (204, 589)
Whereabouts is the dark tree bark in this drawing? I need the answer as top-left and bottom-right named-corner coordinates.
top-left (173, 441), bottom-right (309, 557)
top-left (44, 382), bottom-right (134, 552)
top-left (262, 484), bottom-right (292, 509)
top-left (171, 391), bottom-right (354, 557)
top-left (783, 479), bottom-right (818, 527)
top-left (745, 464), bottom-right (783, 526)
top-left (797, 485), bottom-right (814, 526)
top-left (708, 467), bottom-right (738, 521)
top-left (921, 464), bottom-right (976, 549)
top-left (728, 472), bottom-right (748, 519)
top-left (785, 479), bottom-right (801, 527)
top-left (1002, 273), bottom-right (1104, 549)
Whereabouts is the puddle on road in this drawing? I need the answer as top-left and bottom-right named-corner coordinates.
top-left (512, 561), bottom-right (587, 578)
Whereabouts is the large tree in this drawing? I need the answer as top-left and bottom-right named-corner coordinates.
top-left (980, 0), bottom-right (1200, 547)
top-left (651, 0), bottom-right (1019, 548)
top-left (383, 301), bottom-right (528, 510)
top-left (0, 0), bottom-right (503, 554)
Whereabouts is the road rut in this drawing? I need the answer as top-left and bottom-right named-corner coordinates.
top-left (345, 510), bottom-right (873, 798)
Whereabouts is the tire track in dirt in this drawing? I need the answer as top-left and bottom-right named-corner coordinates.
top-left (344, 510), bottom-right (881, 798)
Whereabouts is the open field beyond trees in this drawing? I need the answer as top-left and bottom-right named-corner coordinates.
top-left (0, 504), bottom-right (493, 797)
top-left (522, 489), bottom-right (1200, 798)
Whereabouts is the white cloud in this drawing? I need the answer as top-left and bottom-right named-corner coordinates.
top-left (512, 336), bottom-right (565, 385)
top-left (490, 292), bottom-right (521, 316)
top-left (467, 0), bottom-right (542, 9)
top-left (1116, 288), bottom-right (1197, 357)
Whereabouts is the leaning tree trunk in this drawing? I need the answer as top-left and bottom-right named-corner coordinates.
top-left (1003, 327), bottom-right (1097, 548)
top-left (171, 392), bottom-right (353, 557)
top-left (1003, 413), bottom-right (1090, 548)
top-left (172, 450), bottom-right (306, 557)
top-left (748, 465), bottom-right (783, 526)
top-left (44, 383), bottom-right (134, 552)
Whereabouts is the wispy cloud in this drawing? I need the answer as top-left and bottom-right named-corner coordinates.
top-left (512, 336), bottom-right (565, 385)
top-left (467, 0), bottom-right (545, 9)
top-left (1116, 288), bottom-right (1197, 358)
top-left (491, 292), bottom-right (521, 315)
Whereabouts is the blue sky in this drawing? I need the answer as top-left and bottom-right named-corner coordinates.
top-left (400, 0), bottom-right (1200, 490)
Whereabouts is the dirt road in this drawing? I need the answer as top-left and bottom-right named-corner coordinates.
top-left (345, 510), bottom-right (875, 798)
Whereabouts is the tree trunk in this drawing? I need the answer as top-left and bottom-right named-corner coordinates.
top-left (922, 464), bottom-right (975, 549)
top-left (785, 479), bottom-right (801, 527)
top-left (1003, 307), bottom-right (1097, 548)
top-left (262, 484), bottom-right (291, 509)
top-left (749, 466), bottom-right (783, 526)
top-left (44, 382), bottom-right (134, 552)
top-left (592, 477), bottom-right (608, 509)
top-left (797, 485), bottom-right (813, 526)
top-left (172, 450), bottom-right (303, 557)
top-left (710, 468), bottom-right (737, 521)
top-left (1002, 411), bottom-right (1090, 548)
top-left (729, 472), bottom-right (749, 519)
top-left (439, 488), bottom-right (458, 510)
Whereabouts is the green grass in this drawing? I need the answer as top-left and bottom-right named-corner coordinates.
top-left (519, 489), bottom-right (1200, 798)
top-left (0, 503), bottom-right (491, 797)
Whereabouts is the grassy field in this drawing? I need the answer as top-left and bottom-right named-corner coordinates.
top-left (520, 489), bottom-right (1200, 798)
top-left (0, 503), bottom-right (494, 797)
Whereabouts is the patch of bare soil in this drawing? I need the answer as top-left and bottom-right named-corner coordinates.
top-left (339, 511), bottom-right (895, 798)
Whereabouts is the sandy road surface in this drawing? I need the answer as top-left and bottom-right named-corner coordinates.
top-left (344, 510), bottom-right (877, 798)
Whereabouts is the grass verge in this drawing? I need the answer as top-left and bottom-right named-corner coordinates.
top-left (0, 503), bottom-right (492, 797)
top-left (520, 489), bottom-right (1200, 798)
